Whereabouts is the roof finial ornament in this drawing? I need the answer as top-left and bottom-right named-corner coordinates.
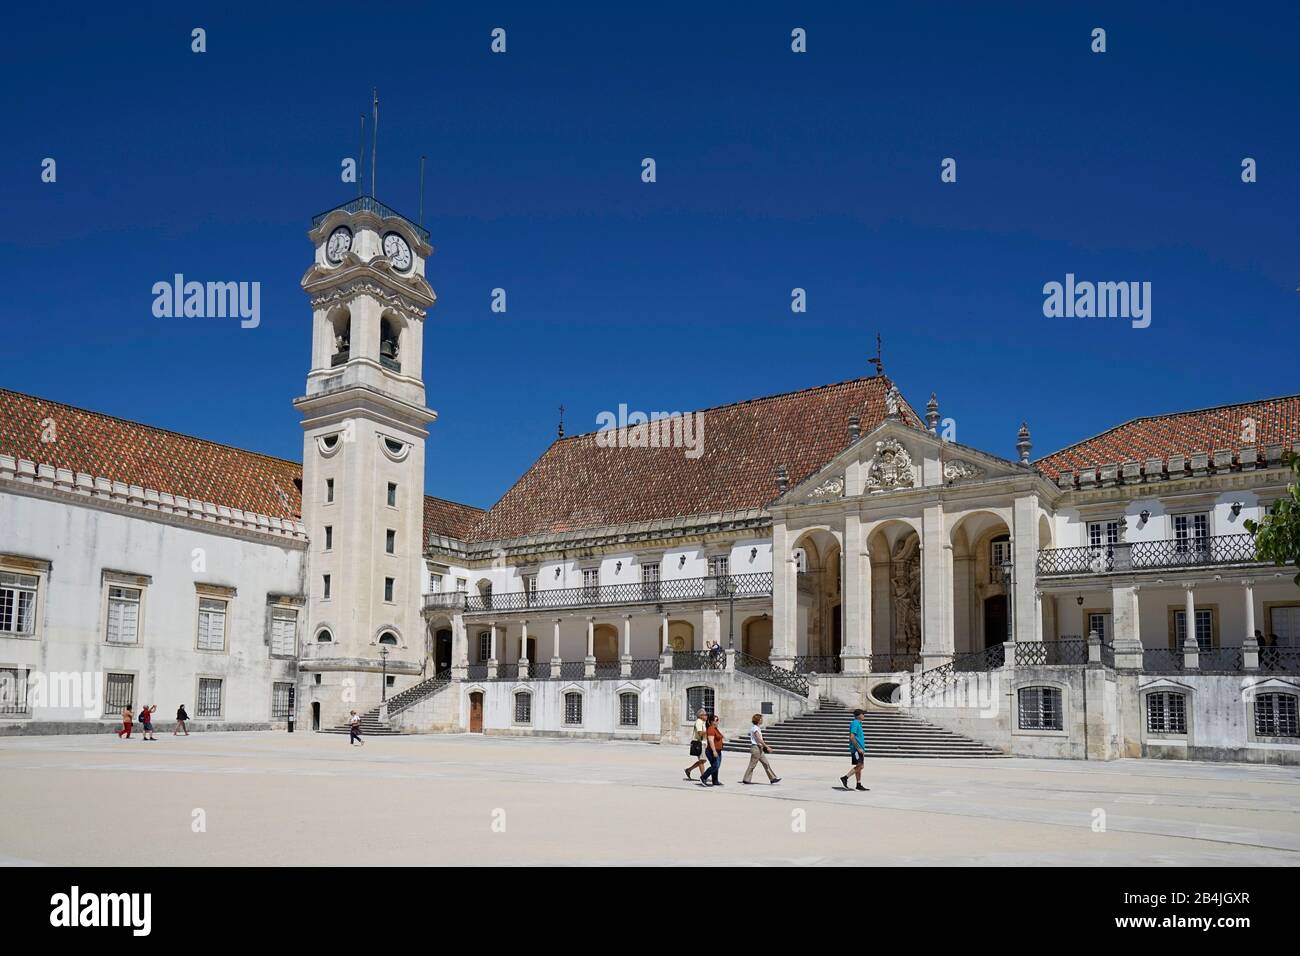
top-left (848, 413), bottom-right (861, 442)
top-left (1017, 421), bottom-right (1032, 464)
top-left (775, 465), bottom-right (789, 494)
top-left (885, 384), bottom-right (902, 420)
top-left (867, 333), bottom-right (883, 377)
top-left (926, 393), bottom-right (940, 434)
top-left (557, 405), bottom-right (566, 439)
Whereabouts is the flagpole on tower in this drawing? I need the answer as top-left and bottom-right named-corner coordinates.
top-left (419, 155), bottom-right (426, 226)
top-left (370, 88), bottom-right (379, 199)
top-left (357, 114), bottom-right (366, 197)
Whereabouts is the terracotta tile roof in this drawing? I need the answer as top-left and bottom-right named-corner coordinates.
top-left (423, 494), bottom-right (485, 541)
top-left (0, 387), bottom-right (304, 521)
top-left (0, 388), bottom-right (481, 541)
top-left (1035, 393), bottom-right (1300, 479)
top-left (467, 376), bottom-right (923, 541)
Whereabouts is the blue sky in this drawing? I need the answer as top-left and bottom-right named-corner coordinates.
top-left (3, 2), bottom-right (1297, 509)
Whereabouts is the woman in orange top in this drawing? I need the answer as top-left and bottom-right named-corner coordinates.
top-left (699, 715), bottom-right (726, 787)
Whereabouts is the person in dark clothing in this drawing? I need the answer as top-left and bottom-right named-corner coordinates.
top-left (174, 704), bottom-right (190, 736)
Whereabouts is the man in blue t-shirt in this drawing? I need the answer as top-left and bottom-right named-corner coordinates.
top-left (839, 708), bottom-right (869, 791)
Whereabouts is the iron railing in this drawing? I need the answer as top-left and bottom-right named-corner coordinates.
top-left (629, 659), bottom-right (661, 679)
top-left (1195, 646), bottom-right (1243, 673)
top-left (911, 645), bottom-right (1005, 699)
top-left (673, 650), bottom-right (725, 671)
top-left (868, 653), bottom-right (921, 672)
top-left (385, 669), bottom-right (452, 718)
top-left (593, 661), bottom-right (623, 679)
top-left (792, 655), bottom-right (841, 674)
top-left (1100, 641), bottom-right (1115, 668)
top-left (1143, 647), bottom-right (1185, 673)
top-left (734, 651), bottom-right (810, 697)
top-left (1259, 647), bottom-right (1300, 673)
top-left (466, 664), bottom-right (488, 680)
top-left (464, 572), bottom-right (772, 613)
top-left (559, 661), bottom-right (587, 680)
top-left (311, 195), bottom-right (431, 243)
top-left (423, 592), bottom-right (468, 611)
top-left (1014, 638), bottom-right (1089, 666)
top-left (1037, 533), bottom-right (1261, 576)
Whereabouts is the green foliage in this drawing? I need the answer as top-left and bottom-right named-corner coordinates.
top-left (1245, 452), bottom-right (1300, 585)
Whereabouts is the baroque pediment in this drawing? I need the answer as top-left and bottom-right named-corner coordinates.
top-left (864, 438), bottom-right (915, 492)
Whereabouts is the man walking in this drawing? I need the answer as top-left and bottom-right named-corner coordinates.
top-left (683, 707), bottom-right (709, 780)
top-left (839, 708), bottom-right (869, 791)
top-left (348, 710), bottom-right (364, 746)
top-left (742, 713), bottom-right (781, 785)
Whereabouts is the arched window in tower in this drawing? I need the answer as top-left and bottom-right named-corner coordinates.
top-left (379, 314), bottom-right (402, 372)
top-left (329, 307), bottom-right (351, 367)
top-left (378, 631), bottom-right (398, 646)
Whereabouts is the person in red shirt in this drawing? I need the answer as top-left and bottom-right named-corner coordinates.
top-left (699, 714), bottom-right (726, 787)
top-left (117, 706), bottom-right (133, 739)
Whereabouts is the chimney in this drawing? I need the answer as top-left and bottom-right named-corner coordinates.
top-left (926, 393), bottom-right (940, 434)
top-left (775, 465), bottom-right (789, 494)
top-left (1017, 421), bottom-right (1032, 464)
top-left (848, 413), bottom-right (861, 442)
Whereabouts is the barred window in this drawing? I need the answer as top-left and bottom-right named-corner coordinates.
top-left (619, 692), bottom-right (639, 726)
top-left (564, 691), bottom-right (582, 725)
top-left (197, 678), bottom-right (223, 717)
top-left (1255, 693), bottom-right (1299, 738)
top-left (106, 586), bottom-right (142, 645)
top-left (0, 667), bottom-right (28, 716)
top-left (1017, 686), bottom-right (1063, 731)
top-left (1145, 691), bottom-right (1187, 734)
top-left (104, 672), bottom-right (134, 715)
top-left (271, 682), bottom-right (293, 720)
top-left (686, 686), bottom-right (715, 721)
top-left (197, 597), bottom-right (227, 651)
top-left (0, 572), bottom-right (38, 636)
top-left (270, 607), bottom-right (298, 657)
top-left (514, 691), bottom-right (531, 724)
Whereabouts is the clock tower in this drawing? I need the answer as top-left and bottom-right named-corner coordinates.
top-left (295, 197), bottom-right (436, 729)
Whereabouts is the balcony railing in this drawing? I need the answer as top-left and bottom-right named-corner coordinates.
top-left (1014, 638), bottom-right (1089, 666)
top-left (464, 572), bottom-right (772, 614)
top-left (311, 195), bottom-right (431, 243)
top-left (423, 591), bottom-right (468, 611)
top-left (1037, 534), bottom-right (1262, 577)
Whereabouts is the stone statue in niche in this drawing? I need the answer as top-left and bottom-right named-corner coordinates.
top-left (891, 536), bottom-right (922, 657)
top-left (865, 439), bottom-right (914, 491)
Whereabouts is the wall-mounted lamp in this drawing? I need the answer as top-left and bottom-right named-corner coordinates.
top-left (1076, 595), bottom-right (1084, 606)
top-left (679, 555), bottom-right (687, 568)
top-left (554, 567), bottom-right (562, 578)
top-left (1139, 509), bottom-right (1150, 523)
top-left (1231, 502), bottom-right (1243, 517)
top-left (750, 547), bottom-right (758, 560)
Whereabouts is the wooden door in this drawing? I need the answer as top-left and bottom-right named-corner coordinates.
top-left (469, 692), bottom-right (484, 733)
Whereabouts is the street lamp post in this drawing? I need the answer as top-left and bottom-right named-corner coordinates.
top-left (379, 646), bottom-right (389, 702)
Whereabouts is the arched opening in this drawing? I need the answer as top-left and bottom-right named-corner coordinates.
top-left (379, 313), bottom-right (402, 372)
top-left (866, 520), bottom-right (922, 666)
top-left (379, 631), bottom-right (398, 646)
top-left (742, 615), bottom-right (773, 661)
top-left (328, 307), bottom-right (351, 366)
top-left (790, 528), bottom-right (843, 660)
top-left (316, 628), bottom-right (333, 643)
top-left (949, 511), bottom-right (1013, 654)
top-left (593, 624), bottom-right (619, 663)
top-left (668, 620), bottom-right (695, 652)
top-left (434, 627), bottom-right (453, 673)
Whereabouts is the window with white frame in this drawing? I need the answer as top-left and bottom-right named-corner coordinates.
top-left (271, 682), bottom-right (293, 719)
top-left (708, 555), bottom-right (729, 579)
top-left (1017, 686), bottom-right (1063, 731)
top-left (478, 632), bottom-right (491, 662)
top-left (0, 667), bottom-right (29, 716)
top-left (686, 686), bottom-right (715, 720)
top-left (641, 562), bottom-right (661, 598)
top-left (1174, 608), bottom-right (1215, 651)
top-left (1173, 513), bottom-right (1209, 552)
top-left (1086, 520), bottom-right (1120, 551)
top-left (456, 577), bottom-right (467, 592)
top-left (106, 585), bottom-right (142, 645)
top-left (196, 597), bottom-right (228, 651)
top-left (514, 691), bottom-right (531, 724)
top-left (270, 606), bottom-right (298, 657)
top-left (1269, 606), bottom-right (1299, 646)
top-left (1255, 693), bottom-right (1299, 738)
top-left (523, 574), bottom-right (538, 603)
top-left (619, 691), bottom-right (639, 726)
top-left (564, 691), bottom-right (582, 725)
top-left (1145, 691), bottom-right (1187, 734)
top-left (104, 672), bottom-right (134, 715)
top-left (429, 572), bottom-right (443, 594)
top-left (197, 677), bottom-right (223, 717)
top-left (1086, 611), bottom-right (1111, 643)
top-left (582, 568), bottom-right (599, 592)
top-left (0, 572), bottom-right (38, 636)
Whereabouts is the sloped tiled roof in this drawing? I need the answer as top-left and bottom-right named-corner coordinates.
top-left (0, 388), bottom-right (479, 541)
top-left (423, 494), bottom-right (485, 541)
top-left (467, 376), bottom-right (923, 541)
top-left (1035, 393), bottom-right (1300, 479)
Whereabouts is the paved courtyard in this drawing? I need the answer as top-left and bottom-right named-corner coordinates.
top-left (0, 732), bottom-right (1297, 866)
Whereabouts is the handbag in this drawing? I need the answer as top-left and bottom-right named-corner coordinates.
top-left (689, 739), bottom-right (702, 757)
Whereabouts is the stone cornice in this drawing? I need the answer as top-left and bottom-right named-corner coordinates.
top-left (1055, 465), bottom-right (1292, 506)
top-left (0, 454), bottom-right (309, 547)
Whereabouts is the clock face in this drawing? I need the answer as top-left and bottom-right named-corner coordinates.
top-left (326, 226), bottom-right (352, 263)
top-left (383, 232), bottom-right (412, 272)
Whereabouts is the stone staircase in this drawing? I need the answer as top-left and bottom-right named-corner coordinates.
top-left (321, 669), bottom-right (453, 736)
top-left (723, 698), bottom-right (1005, 758)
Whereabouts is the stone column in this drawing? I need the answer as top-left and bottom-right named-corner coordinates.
top-left (661, 611), bottom-right (670, 652)
top-left (584, 616), bottom-right (596, 678)
top-left (920, 506), bottom-right (952, 667)
top-left (703, 605), bottom-right (722, 653)
top-left (771, 520), bottom-right (797, 665)
top-left (451, 613), bottom-right (468, 679)
top-left (519, 619), bottom-right (530, 678)
top-left (551, 618), bottom-right (562, 678)
top-left (1011, 495), bottom-right (1040, 644)
top-left (487, 622), bottom-right (499, 680)
top-left (1111, 585), bottom-right (1143, 669)
top-left (842, 514), bottom-right (869, 674)
top-left (1182, 585), bottom-right (1199, 670)
top-left (1243, 579), bottom-right (1256, 644)
top-left (620, 614), bottom-right (633, 677)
